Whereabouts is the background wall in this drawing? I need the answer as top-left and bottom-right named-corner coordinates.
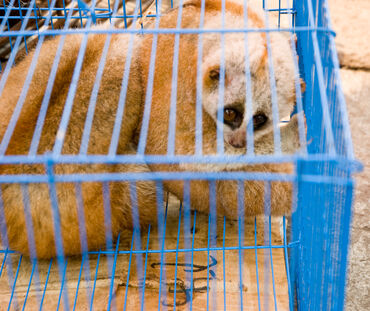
top-left (328, 0), bottom-right (370, 310)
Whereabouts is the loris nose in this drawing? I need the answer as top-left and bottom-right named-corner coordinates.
top-left (228, 132), bottom-right (246, 148)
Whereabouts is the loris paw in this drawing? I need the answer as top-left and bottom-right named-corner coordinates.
top-left (281, 112), bottom-right (307, 154)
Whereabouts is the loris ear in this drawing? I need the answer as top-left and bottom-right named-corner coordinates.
top-left (203, 65), bottom-right (220, 89)
top-left (209, 67), bottom-right (220, 80)
top-left (203, 65), bottom-right (229, 90)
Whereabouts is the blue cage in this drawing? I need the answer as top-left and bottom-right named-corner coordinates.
top-left (0, 0), bottom-right (362, 310)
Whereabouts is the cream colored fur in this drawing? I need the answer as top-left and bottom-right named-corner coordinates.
top-left (0, 0), bottom-right (304, 258)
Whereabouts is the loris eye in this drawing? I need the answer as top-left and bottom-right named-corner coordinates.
top-left (224, 108), bottom-right (237, 122)
top-left (253, 113), bottom-right (268, 130)
top-left (223, 108), bottom-right (243, 129)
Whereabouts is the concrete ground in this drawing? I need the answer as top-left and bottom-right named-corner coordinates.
top-left (329, 0), bottom-right (370, 310)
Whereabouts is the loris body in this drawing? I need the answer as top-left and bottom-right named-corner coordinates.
top-left (0, 0), bottom-right (303, 258)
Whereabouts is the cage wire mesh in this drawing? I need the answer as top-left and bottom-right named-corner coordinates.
top-left (0, 0), bottom-right (362, 310)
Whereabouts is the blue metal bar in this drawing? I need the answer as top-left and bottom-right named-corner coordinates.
top-left (173, 201), bottom-right (182, 311)
top-left (106, 0), bottom-right (112, 23)
top-left (181, 181), bottom-right (191, 311)
top-left (222, 216), bottom-right (226, 311)
top-left (155, 182), bottom-right (168, 311)
top-left (102, 182), bottom-right (113, 257)
top-left (0, 25), bottom-right (336, 38)
top-left (56, 258), bottom-right (69, 311)
top-left (194, 0), bottom-right (206, 155)
top-left (237, 180), bottom-right (245, 309)
top-left (1, 153), bottom-right (361, 168)
top-left (39, 259), bottom-right (53, 311)
top-left (206, 181), bottom-right (217, 310)
top-left (263, 182), bottom-right (271, 311)
top-left (0, 188), bottom-right (16, 297)
top-left (41, 242), bottom-right (299, 256)
top-left (107, 233), bottom-right (120, 311)
top-left (105, 0), bottom-right (141, 156)
top-left (137, 0), bottom-right (163, 155)
top-left (0, 0), bottom-right (16, 33)
top-left (216, 0), bottom-right (226, 155)
top-left (268, 216), bottom-right (278, 311)
top-left (7, 255), bottom-right (22, 311)
top-left (78, 30), bottom-right (113, 155)
top-left (306, 0), bottom-right (336, 155)
top-left (284, 0), bottom-right (307, 152)
top-left (89, 250), bottom-right (101, 311)
top-left (62, 0), bottom-right (67, 19)
top-left (263, 5), bottom-right (282, 154)
top-left (77, 0), bottom-right (84, 27)
top-left (21, 185), bottom-right (42, 304)
top-left (0, 170), bottom-right (356, 187)
top-left (254, 218), bottom-right (262, 311)
top-left (46, 0), bottom-right (55, 30)
top-left (27, 0), bottom-right (78, 155)
top-left (52, 10), bottom-right (95, 156)
top-left (0, 249), bottom-right (8, 276)
top-left (45, 159), bottom-right (70, 310)
top-left (129, 182), bottom-right (144, 308)
top-left (242, 0), bottom-right (255, 155)
top-left (32, 0), bottom-right (40, 34)
top-left (102, 181), bottom-right (116, 311)
top-left (26, 0), bottom-right (62, 156)
top-left (140, 225), bottom-right (151, 311)
top-left (323, 0), bottom-right (354, 159)
top-left (22, 259), bottom-right (37, 311)
top-left (282, 217), bottom-right (293, 311)
top-left (189, 211), bottom-right (197, 311)
top-left (123, 233), bottom-right (135, 311)
top-left (72, 255), bottom-right (86, 311)
top-left (278, 0), bottom-right (282, 28)
top-left (15, 0), bottom-right (28, 53)
top-left (74, 183), bottom-right (92, 310)
top-left (167, 0), bottom-right (185, 156)
top-left (107, 0), bottom-right (142, 156)
top-left (0, 0), bottom-right (38, 155)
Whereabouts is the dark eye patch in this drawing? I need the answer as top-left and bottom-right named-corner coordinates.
top-left (253, 113), bottom-right (268, 130)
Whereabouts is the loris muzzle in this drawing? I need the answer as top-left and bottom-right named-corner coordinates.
top-left (0, 0), bottom-right (305, 258)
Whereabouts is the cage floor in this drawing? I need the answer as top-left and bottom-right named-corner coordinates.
top-left (0, 196), bottom-right (290, 310)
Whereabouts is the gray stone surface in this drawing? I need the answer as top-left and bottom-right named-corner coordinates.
top-left (329, 0), bottom-right (370, 70)
top-left (329, 1), bottom-right (370, 309)
top-left (341, 68), bottom-right (370, 311)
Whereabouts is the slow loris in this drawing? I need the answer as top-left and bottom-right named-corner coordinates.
top-left (0, 0), bottom-right (304, 258)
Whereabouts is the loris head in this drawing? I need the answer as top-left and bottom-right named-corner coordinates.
top-left (199, 3), bottom-right (302, 154)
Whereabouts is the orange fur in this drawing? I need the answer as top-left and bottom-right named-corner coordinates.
top-left (0, 0), bottom-right (302, 258)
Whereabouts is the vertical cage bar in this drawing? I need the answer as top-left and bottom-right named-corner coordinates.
top-left (242, 0), bottom-right (255, 155)
top-left (167, 0), bottom-right (185, 156)
top-left (0, 187), bottom-right (19, 311)
top-left (206, 181), bottom-right (217, 310)
top-left (21, 184), bottom-right (42, 305)
top-left (129, 182), bottom-right (144, 308)
top-left (263, 182), bottom-right (271, 311)
top-left (74, 183), bottom-right (92, 309)
top-left (254, 218), bottom-right (262, 311)
top-left (237, 180), bottom-right (245, 310)
top-left (155, 181), bottom-right (168, 311)
top-left (46, 158), bottom-right (70, 310)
